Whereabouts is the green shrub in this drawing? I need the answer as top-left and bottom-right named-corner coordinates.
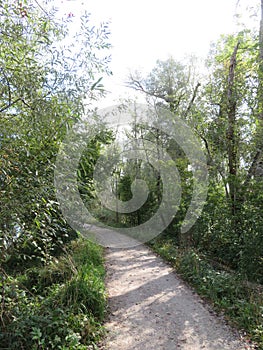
top-left (0, 238), bottom-right (106, 350)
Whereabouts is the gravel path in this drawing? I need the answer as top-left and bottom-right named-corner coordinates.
top-left (96, 229), bottom-right (253, 350)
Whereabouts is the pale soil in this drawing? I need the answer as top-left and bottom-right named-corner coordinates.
top-left (95, 228), bottom-right (255, 350)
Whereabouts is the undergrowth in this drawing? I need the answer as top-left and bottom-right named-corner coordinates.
top-left (148, 238), bottom-right (263, 349)
top-left (0, 238), bottom-right (106, 350)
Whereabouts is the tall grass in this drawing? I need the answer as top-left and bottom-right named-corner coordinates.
top-left (0, 238), bottom-right (107, 350)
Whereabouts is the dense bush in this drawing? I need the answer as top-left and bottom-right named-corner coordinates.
top-left (0, 238), bottom-right (107, 350)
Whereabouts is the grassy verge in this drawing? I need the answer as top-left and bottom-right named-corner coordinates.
top-left (148, 237), bottom-right (263, 349)
top-left (0, 238), bottom-right (106, 350)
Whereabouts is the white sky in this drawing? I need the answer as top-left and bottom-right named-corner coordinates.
top-left (54, 0), bottom-right (259, 105)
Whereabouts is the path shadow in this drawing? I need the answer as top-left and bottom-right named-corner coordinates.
top-left (104, 246), bottom-right (243, 350)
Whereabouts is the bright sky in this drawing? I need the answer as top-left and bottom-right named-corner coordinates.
top-left (54, 0), bottom-right (259, 105)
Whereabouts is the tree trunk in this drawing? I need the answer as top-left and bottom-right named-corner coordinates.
top-left (227, 42), bottom-right (240, 217)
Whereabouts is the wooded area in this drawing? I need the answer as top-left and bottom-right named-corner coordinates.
top-left (0, 0), bottom-right (263, 349)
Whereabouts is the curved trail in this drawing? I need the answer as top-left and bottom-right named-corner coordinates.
top-left (96, 229), bottom-right (253, 350)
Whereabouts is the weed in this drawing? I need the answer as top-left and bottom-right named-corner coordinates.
top-left (0, 238), bottom-right (106, 350)
top-left (149, 239), bottom-right (263, 349)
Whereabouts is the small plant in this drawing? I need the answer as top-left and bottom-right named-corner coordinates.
top-left (0, 238), bottom-right (107, 350)
top-left (149, 238), bottom-right (263, 349)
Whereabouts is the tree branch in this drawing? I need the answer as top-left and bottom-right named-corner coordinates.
top-left (183, 82), bottom-right (201, 118)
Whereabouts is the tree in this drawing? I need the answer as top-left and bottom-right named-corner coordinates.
top-left (0, 1), bottom-right (112, 348)
top-left (0, 0), bottom-right (111, 266)
top-left (190, 26), bottom-right (263, 276)
top-left (128, 56), bottom-right (201, 117)
top-left (125, 30), bottom-right (263, 276)
top-left (126, 58), bottom-right (202, 245)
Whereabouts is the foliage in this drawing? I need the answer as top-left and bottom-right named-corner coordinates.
top-left (0, 238), bottom-right (106, 350)
top-left (0, 1), bottom-right (111, 348)
top-left (1, 0), bottom-right (263, 348)
top-left (128, 56), bottom-right (200, 116)
top-left (0, 0), bottom-right (111, 265)
top-left (123, 28), bottom-right (263, 281)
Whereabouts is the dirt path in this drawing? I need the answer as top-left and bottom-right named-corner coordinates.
top-left (96, 229), bottom-right (253, 350)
